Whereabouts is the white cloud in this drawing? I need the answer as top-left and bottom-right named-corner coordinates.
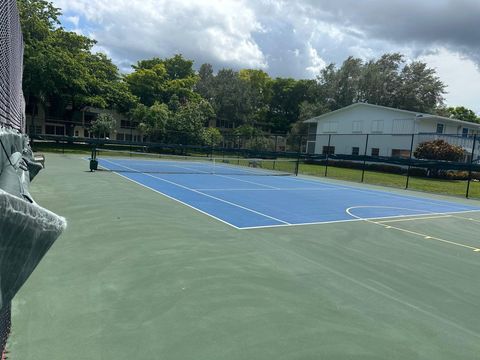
top-left (305, 44), bottom-right (326, 76)
top-left (53, 0), bottom-right (266, 71)
top-left (52, 0), bottom-right (480, 112)
top-left (65, 15), bottom-right (79, 27)
top-left (420, 48), bottom-right (480, 114)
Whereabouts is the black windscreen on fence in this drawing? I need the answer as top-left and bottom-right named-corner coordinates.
top-left (31, 131), bottom-right (480, 198)
top-left (301, 133), bottom-right (479, 198)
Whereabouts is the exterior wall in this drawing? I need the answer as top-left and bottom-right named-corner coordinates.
top-left (313, 106), bottom-right (417, 135)
top-left (416, 118), bottom-right (478, 135)
top-left (27, 106), bottom-right (144, 142)
top-left (309, 105), bottom-right (480, 157)
top-left (311, 134), bottom-right (414, 157)
top-left (311, 106), bottom-right (416, 156)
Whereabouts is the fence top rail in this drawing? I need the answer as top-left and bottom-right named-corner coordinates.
top-left (307, 132), bottom-right (478, 137)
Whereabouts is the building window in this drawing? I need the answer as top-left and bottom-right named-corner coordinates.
top-left (322, 121), bottom-right (338, 133)
top-left (436, 123), bottom-right (444, 134)
top-left (45, 125), bottom-right (54, 135)
top-left (216, 119), bottom-right (234, 128)
top-left (371, 148), bottom-right (380, 156)
top-left (352, 147), bottom-right (360, 156)
top-left (352, 121), bottom-right (362, 133)
top-left (45, 124), bottom-right (65, 135)
top-left (391, 149), bottom-right (410, 158)
top-left (116, 133), bottom-right (124, 141)
top-left (28, 125), bottom-right (42, 135)
top-left (462, 128), bottom-right (469, 137)
top-left (322, 146), bottom-right (335, 155)
top-left (74, 130), bottom-right (79, 137)
top-left (372, 120), bottom-right (384, 133)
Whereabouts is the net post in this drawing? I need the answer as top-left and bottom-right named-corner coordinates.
top-left (324, 134), bottom-right (331, 177)
top-left (405, 133), bottom-right (415, 189)
top-left (466, 134), bottom-right (477, 198)
top-left (361, 134), bottom-right (369, 182)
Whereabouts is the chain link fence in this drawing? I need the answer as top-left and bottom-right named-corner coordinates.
top-left (0, 0), bottom-right (24, 132)
top-left (302, 133), bottom-right (480, 198)
top-left (0, 0), bottom-right (25, 356)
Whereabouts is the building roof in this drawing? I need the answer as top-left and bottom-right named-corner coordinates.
top-left (304, 103), bottom-right (480, 129)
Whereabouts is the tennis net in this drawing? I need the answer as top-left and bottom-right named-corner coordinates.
top-left (93, 148), bottom-right (299, 176)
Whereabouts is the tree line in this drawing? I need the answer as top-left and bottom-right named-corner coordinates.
top-left (19, 0), bottom-right (480, 145)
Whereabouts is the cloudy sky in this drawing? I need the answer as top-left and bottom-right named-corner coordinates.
top-left (52, 0), bottom-right (480, 113)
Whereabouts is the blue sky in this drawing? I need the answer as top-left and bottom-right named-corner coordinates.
top-left (53, 0), bottom-right (480, 114)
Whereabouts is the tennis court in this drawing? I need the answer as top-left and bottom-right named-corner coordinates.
top-left (96, 152), bottom-right (480, 231)
top-left (10, 153), bottom-right (480, 359)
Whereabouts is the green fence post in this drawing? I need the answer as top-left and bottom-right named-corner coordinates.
top-left (361, 134), bottom-right (369, 183)
top-left (466, 134), bottom-right (477, 198)
top-left (405, 133), bottom-right (415, 189)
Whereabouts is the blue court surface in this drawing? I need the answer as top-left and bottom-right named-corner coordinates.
top-left (98, 157), bottom-right (480, 229)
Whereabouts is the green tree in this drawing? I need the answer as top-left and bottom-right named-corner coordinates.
top-left (19, 0), bottom-right (135, 135)
top-left (125, 63), bottom-right (168, 106)
top-left (163, 54), bottom-right (196, 80)
top-left (445, 106), bottom-right (479, 123)
top-left (358, 53), bottom-right (404, 107)
top-left (195, 63), bottom-right (215, 101)
top-left (165, 99), bottom-right (214, 145)
top-left (130, 102), bottom-right (171, 141)
top-left (203, 127), bottom-right (223, 147)
top-left (125, 55), bottom-right (199, 107)
top-left (89, 113), bottom-right (116, 138)
top-left (210, 69), bottom-right (253, 128)
top-left (239, 69), bottom-right (272, 127)
top-left (396, 61), bottom-right (445, 113)
top-left (266, 78), bottom-right (315, 133)
top-left (18, 0), bottom-right (61, 131)
top-left (313, 53), bottom-right (446, 114)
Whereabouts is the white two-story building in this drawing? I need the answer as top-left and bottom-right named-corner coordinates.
top-left (304, 103), bottom-right (480, 160)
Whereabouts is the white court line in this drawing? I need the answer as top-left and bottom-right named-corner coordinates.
top-left (102, 171), bottom-right (241, 230)
top-left (92, 158), bottom-right (480, 230)
top-left (376, 215), bottom-right (452, 223)
top-left (101, 158), bottom-right (290, 226)
top-left (215, 174), bottom-right (280, 189)
top-left (286, 176), bottom-right (480, 211)
top-left (241, 209), bottom-right (480, 230)
top-left (169, 162), bottom-right (281, 190)
top-left (194, 187), bottom-right (343, 191)
top-left (450, 214), bottom-right (480, 223)
top-left (345, 206), bottom-right (480, 252)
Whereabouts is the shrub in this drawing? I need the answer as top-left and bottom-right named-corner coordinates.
top-left (414, 139), bottom-right (464, 162)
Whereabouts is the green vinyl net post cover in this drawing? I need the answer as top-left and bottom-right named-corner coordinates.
top-left (93, 148), bottom-right (299, 176)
